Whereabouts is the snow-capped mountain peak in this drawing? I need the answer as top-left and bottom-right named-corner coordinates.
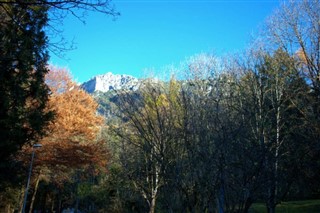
top-left (81, 72), bottom-right (139, 93)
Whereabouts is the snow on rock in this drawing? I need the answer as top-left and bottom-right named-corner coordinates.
top-left (81, 72), bottom-right (139, 93)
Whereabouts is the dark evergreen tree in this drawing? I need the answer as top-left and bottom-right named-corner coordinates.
top-left (0, 2), bottom-right (53, 186)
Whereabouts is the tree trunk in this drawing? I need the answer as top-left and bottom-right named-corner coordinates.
top-left (266, 167), bottom-right (277, 213)
top-left (267, 205), bottom-right (276, 213)
top-left (18, 186), bottom-right (25, 213)
top-left (266, 106), bottom-right (281, 213)
top-left (58, 196), bottom-right (62, 213)
top-left (207, 199), bottom-right (214, 213)
top-left (4, 203), bottom-right (12, 213)
top-left (28, 174), bottom-right (41, 213)
top-left (217, 185), bottom-right (225, 213)
top-left (243, 197), bottom-right (253, 213)
top-left (51, 198), bottom-right (55, 213)
top-left (148, 196), bottom-right (156, 213)
top-left (75, 197), bottom-right (79, 213)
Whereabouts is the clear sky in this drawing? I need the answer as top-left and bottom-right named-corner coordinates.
top-left (49, 0), bottom-right (280, 83)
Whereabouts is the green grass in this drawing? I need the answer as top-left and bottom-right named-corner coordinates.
top-left (249, 199), bottom-right (320, 213)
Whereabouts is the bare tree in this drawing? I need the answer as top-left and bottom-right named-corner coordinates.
top-left (114, 80), bottom-right (180, 213)
top-left (237, 48), bottom-right (310, 213)
top-left (265, 0), bottom-right (319, 96)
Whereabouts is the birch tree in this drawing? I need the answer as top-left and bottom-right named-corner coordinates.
top-left (265, 0), bottom-right (320, 146)
top-left (239, 49), bottom-right (309, 213)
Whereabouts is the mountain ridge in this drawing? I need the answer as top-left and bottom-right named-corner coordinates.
top-left (81, 72), bottom-right (139, 93)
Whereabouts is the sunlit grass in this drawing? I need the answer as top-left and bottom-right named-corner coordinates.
top-left (249, 199), bottom-right (320, 213)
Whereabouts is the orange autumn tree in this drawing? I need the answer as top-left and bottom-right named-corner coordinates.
top-left (40, 66), bottom-right (107, 170)
top-left (20, 66), bottom-right (108, 179)
top-left (18, 67), bottom-right (108, 212)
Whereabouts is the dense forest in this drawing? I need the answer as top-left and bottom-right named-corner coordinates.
top-left (0, 0), bottom-right (319, 213)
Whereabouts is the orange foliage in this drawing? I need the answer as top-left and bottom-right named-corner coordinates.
top-left (296, 48), bottom-right (308, 65)
top-left (19, 67), bottom-right (108, 179)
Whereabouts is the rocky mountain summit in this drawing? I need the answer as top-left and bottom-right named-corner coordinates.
top-left (81, 72), bottom-right (139, 93)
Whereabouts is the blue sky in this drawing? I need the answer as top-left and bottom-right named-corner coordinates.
top-left (49, 0), bottom-right (280, 83)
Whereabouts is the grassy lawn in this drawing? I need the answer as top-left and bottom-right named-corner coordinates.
top-left (249, 199), bottom-right (320, 213)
